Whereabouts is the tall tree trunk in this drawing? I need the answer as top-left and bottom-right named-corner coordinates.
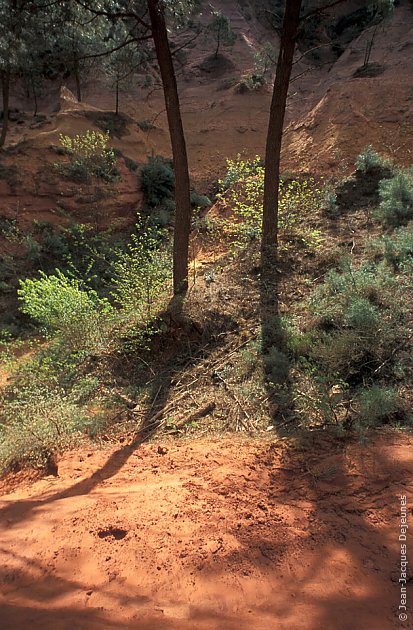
top-left (31, 73), bottom-right (38, 116)
top-left (215, 27), bottom-right (221, 58)
top-left (261, 0), bottom-right (302, 267)
top-left (0, 68), bottom-right (11, 149)
top-left (73, 54), bottom-right (82, 102)
top-left (148, 0), bottom-right (191, 295)
top-left (115, 78), bottom-right (119, 115)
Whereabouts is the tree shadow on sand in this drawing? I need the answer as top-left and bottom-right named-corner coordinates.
top-left (0, 295), bottom-right (238, 526)
top-left (175, 431), bottom-right (413, 629)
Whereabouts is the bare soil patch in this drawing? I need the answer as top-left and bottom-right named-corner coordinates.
top-left (0, 431), bottom-right (412, 629)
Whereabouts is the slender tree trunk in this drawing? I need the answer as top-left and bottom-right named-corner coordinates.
top-left (31, 73), bottom-right (38, 116)
top-left (261, 0), bottom-right (302, 266)
top-left (0, 68), bottom-right (10, 149)
top-left (115, 78), bottom-right (119, 115)
top-left (73, 54), bottom-right (81, 102)
top-left (215, 28), bottom-right (221, 58)
top-left (148, 0), bottom-right (191, 295)
top-left (364, 22), bottom-right (378, 66)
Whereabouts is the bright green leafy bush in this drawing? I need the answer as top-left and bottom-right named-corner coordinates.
top-left (18, 270), bottom-right (113, 352)
top-left (216, 157), bottom-right (323, 252)
top-left (112, 220), bottom-right (171, 319)
top-left (57, 130), bottom-right (118, 182)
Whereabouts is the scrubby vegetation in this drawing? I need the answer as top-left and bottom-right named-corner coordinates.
top-left (55, 130), bottom-right (119, 183)
top-left (377, 170), bottom-right (413, 227)
top-left (1, 144), bottom-right (413, 474)
top-left (0, 215), bottom-right (171, 472)
top-left (214, 156), bottom-right (324, 252)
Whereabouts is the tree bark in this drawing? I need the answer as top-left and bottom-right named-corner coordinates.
top-left (261, 0), bottom-right (302, 266)
top-left (73, 54), bottom-right (82, 102)
top-left (148, 0), bottom-right (191, 294)
top-left (115, 78), bottom-right (119, 115)
top-left (215, 27), bottom-right (221, 58)
top-left (31, 73), bottom-right (38, 116)
top-left (0, 68), bottom-right (10, 149)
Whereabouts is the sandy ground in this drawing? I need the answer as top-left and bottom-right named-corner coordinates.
top-left (1, 431), bottom-right (412, 629)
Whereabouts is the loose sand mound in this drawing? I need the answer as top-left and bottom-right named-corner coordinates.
top-left (1, 432), bottom-right (412, 629)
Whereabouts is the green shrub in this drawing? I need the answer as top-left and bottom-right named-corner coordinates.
top-left (84, 111), bottom-right (129, 138)
top-left (137, 119), bottom-right (155, 131)
top-left (263, 347), bottom-right (289, 384)
top-left (312, 260), bottom-right (397, 325)
top-left (377, 171), bottom-right (413, 227)
top-left (112, 220), bottom-right (171, 319)
top-left (309, 260), bottom-right (403, 380)
top-left (123, 155), bottom-right (138, 171)
top-left (140, 156), bottom-right (175, 207)
top-left (219, 155), bottom-right (263, 191)
top-left (369, 222), bottom-right (413, 270)
top-left (321, 186), bottom-right (338, 217)
top-left (56, 130), bottom-right (118, 183)
top-left (344, 296), bottom-right (380, 330)
top-left (355, 145), bottom-right (390, 173)
top-left (238, 73), bottom-right (266, 92)
top-left (292, 365), bottom-right (349, 428)
top-left (254, 42), bottom-right (277, 77)
top-left (0, 217), bottom-right (21, 241)
top-left (287, 219), bottom-right (412, 432)
top-left (18, 270), bottom-right (113, 352)
top-left (217, 157), bottom-right (323, 252)
top-left (0, 385), bottom-right (86, 472)
top-left (190, 192), bottom-right (211, 208)
top-left (356, 385), bottom-right (400, 426)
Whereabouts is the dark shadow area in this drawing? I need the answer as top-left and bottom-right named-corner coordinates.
top-left (180, 431), bottom-right (413, 629)
top-left (0, 296), bottom-right (238, 527)
top-left (197, 53), bottom-right (235, 78)
top-left (353, 62), bottom-right (385, 78)
top-left (335, 165), bottom-right (392, 215)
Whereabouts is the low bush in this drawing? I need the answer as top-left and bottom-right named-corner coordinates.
top-left (377, 170), bottom-right (413, 227)
top-left (18, 270), bottom-right (113, 353)
top-left (238, 73), bottom-right (266, 92)
top-left (56, 130), bottom-right (118, 183)
top-left (218, 155), bottom-right (263, 192)
top-left (112, 220), bottom-right (171, 319)
top-left (84, 111), bottom-right (129, 138)
top-left (287, 246), bottom-right (412, 431)
top-left (309, 260), bottom-right (402, 379)
top-left (0, 212), bottom-right (173, 472)
top-left (355, 145), bottom-right (390, 173)
top-left (355, 385), bottom-right (400, 427)
top-left (368, 221), bottom-right (413, 270)
top-left (216, 157), bottom-right (323, 253)
top-left (190, 192), bottom-right (211, 208)
top-left (0, 384), bottom-right (87, 472)
top-left (137, 119), bottom-right (156, 131)
top-left (140, 156), bottom-right (175, 207)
